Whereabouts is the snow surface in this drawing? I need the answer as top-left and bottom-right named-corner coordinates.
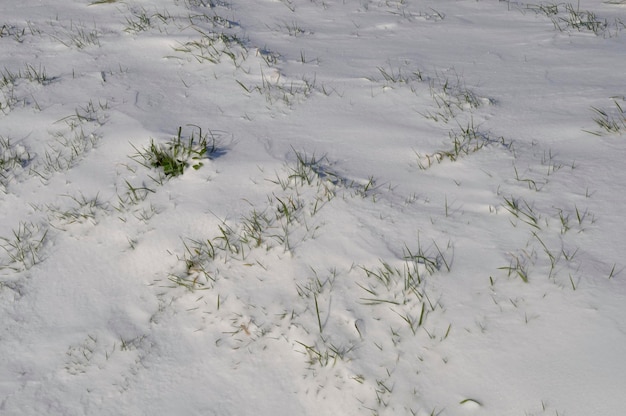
top-left (1, 0), bottom-right (626, 415)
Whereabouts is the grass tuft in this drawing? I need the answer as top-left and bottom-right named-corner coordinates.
top-left (131, 126), bottom-right (223, 178)
top-left (0, 222), bottom-right (49, 271)
top-left (585, 99), bottom-right (626, 136)
top-left (0, 136), bottom-right (31, 189)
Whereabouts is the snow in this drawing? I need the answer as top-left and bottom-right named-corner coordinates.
top-left (1, 0), bottom-right (626, 415)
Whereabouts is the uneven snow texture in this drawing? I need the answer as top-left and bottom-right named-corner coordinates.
top-left (1, 0), bottom-right (626, 415)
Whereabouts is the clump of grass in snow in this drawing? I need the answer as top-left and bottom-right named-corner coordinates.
top-left (0, 222), bottom-right (49, 272)
top-left (57, 99), bottom-right (109, 127)
top-left (499, 250), bottom-right (533, 283)
top-left (414, 68), bottom-right (494, 124)
top-left (170, 182), bottom-right (321, 285)
top-left (236, 72), bottom-right (320, 107)
top-left (0, 136), bottom-right (31, 189)
top-left (0, 64), bottom-right (53, 86)
top-left (2, 99), bottom-right (102, 183)
top-left (285, 149), bottom-right (334, 187)
top-left (172, 27), bottom-right (246, 65)
top-left (376, 64), bottom-right (424, 84)
top-left (181, 0), bottom-right (230, 8)
top-left (293, 268), bottom-right (357, 367)
top-left (0, 64), bottom-right (55, 113)
top-left (359, 240), bottom-right (452, 309)
top-left (552, 3), bottom-right (608, 34)
top-left (113, 179), bottom-right (157, 224)
top-left (502, 195), bottom-right (541, 229)
top-left (282, 148), bottom-right (381, 200)
top-left (496, 186), bottom-right (597, 286)
top-left (123, 7), bottom-right (155, 34)
top-left (524, 1), bottom-right (624, 37)
top-left (500, 229), bottom-right (585, 287)
top-left (123, 6), bottom-right (171, 34)
top-left (45, 193), bottom-right (108, 228)
top-left (170, 237), bottom-right (218, 290)
top-left (295, 339), bottom-right (355, 368)
top-left (51, 21), bottom-right (101, 49)
top-left (273, 20), bottom-right (311, 37)
top-left (33, 127), bottom-right (101, 179)
top-left (428, 71), bottom-right (487, 115)
top-left (0, 24), bottom-right (27, 42)
top-left (0, 86), bottom-right (19, 113)
top-left (371, 64), bottom-right (503, 169)
top-left (27, 100), bottom-right (105, 180)
top-left (585, 99), bottom-right (626, 136)
top-left (414, 120), bottom-right (510, 169)
top-left (65, 334), bottom-right (99, 375)
top-left (131, 125), bottom-right (222, 178)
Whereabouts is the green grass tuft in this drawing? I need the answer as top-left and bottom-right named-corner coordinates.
top-left (131, 126), bottom-right (222, 178)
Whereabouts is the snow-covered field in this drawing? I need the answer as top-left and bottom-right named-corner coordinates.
top-left (1, 0), bottom-right (625, 414)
